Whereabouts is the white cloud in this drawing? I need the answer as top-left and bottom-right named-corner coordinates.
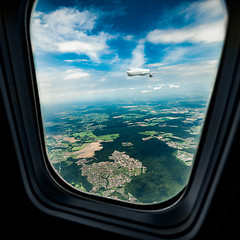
top-left (183, 0), bottom-right (226, 22)
top-left (45, 8), bottom-right (97, 33)
top-left (109, 54), bottom-right (120, 64)
top-left (99, 77), bottom-right (106, 82)
top-left (146, 21), bottom-right (225, 44)
top-left (147, 60), bottom-right (219, 91)
top-left (63, 69), bottom-right (90, 80)
top-left (146, 0), bottom-right (226, 45)
top-left (87, 88), bottom-right (125, 94)
top-left (35, 69), bottom-right (95, 103)
top-left (141, 90), bottom-right (151, 93)
top-left (150, 63), bottom-right (166, 67)
top-left (156, 60), bottom-right (218, 77)
top-left (123, 35), bottom-right (134, 41)
top-left (130, 39), bottom-right (146, 67)
top-left (57, 36), bottom-right (109, 62)
top-left (168, 84), bottom-right (180, 88)
top-left (161, 47), bottom-right (187, 64)
top-left (58, 40), bottom-right (105, 53)
top-left (153, 86), bottom-right (162, 90)
top-left (64, 59), bottom-right (89, 63)
top-left (31, 8), bottom-right (112, 62)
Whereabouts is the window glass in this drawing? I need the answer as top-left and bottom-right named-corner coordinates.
top-left (31, 0), bottom-right (227, 204)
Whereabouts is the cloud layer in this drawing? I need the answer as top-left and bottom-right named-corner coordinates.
top-left (146, 21), bottom-right (225, 44)
top-left (31, 0), bottom-right (227, 103)
top-left (31, 8), bottom-right (112, 62)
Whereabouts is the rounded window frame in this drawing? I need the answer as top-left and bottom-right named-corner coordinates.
top-left (1, 0), bottom-right (240, 239)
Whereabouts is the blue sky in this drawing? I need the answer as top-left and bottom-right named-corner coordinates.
top-left (31, 0), bottom-right (227, 103)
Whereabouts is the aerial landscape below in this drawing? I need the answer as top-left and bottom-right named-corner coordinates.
top-left (43, 98), bottom-right (206, 204)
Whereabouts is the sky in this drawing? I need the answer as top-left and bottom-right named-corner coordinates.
top-left (31, 0), bottom-right (227, 104)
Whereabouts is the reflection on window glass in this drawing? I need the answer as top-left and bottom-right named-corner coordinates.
top-left (31, 0), bottom-right (227, 204)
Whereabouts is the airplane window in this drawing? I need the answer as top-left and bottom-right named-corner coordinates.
top-left (30, 0), bottom-right (227, 204)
